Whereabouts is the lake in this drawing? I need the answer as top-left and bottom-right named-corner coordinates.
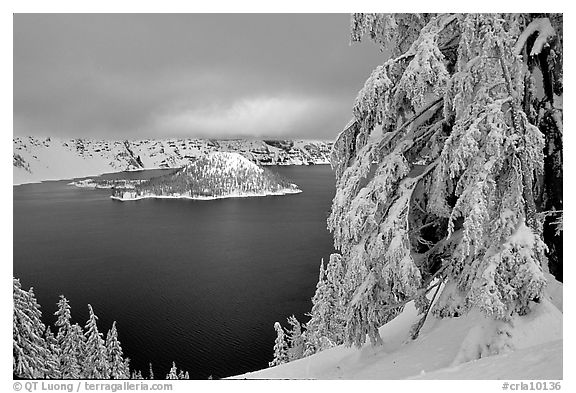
top-left (13, 165), bottom-right (336, 379)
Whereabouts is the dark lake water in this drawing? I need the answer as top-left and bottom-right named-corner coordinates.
top-left (13, 165), bottom-right (336, 379)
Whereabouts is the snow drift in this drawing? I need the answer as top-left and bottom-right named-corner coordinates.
top-left (233, 276), bottom-right (562, 380)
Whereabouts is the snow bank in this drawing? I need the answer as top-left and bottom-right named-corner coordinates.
top-left (234, 277), bottom-right (562, 380)
top-left (411, 339), bottom-right (562, 380)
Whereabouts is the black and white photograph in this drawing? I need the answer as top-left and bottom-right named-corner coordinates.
top-left (10, 5), bottom-right (565, 386)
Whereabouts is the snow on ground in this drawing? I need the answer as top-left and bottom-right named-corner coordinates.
top-left (13, 137), bottom-right (333, 185)
top-left (410, 339), bottom-right (562, 380)
top-left (234, 277), bottom-right (562, 380)
top-left (13, 138), bottom-right (128, 185)
top-left (202, 152), bottom-right (265, 175)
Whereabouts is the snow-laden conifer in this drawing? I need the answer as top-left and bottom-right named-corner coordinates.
top-left (54, 295), bottom-right (83, 378)
top-left (44, 326), bottom-right (61, 378)
top-left (303, 258), bottom-right (345, 353)
top-left (166, 362), bottom-right (178, 379)
top-left (269, 322), bottom-right (289, 367)
top-left (13, 279), bottom-right (53, 378)
top-left (106, 321), bottom-right (129, 379)
top-left (83, 305), bottom-right (110, 378)
top-left (308, 13), bottom-right (562, 350)
top-left (54, 295), bottom-right (72, 339)
top-left (286, 316), bottom-right (304, 361)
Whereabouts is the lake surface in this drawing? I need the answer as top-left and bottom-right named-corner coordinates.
top-left (13, 165), bottom-right (336, 379)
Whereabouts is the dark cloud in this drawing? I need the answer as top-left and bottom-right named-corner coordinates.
top-left (14, 14), bottom-right (384, 140)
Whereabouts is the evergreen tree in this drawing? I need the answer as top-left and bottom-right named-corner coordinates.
top-left (269, 322), bottom-right (288, 367)
top-left (54, 295), bottom-right (72, 340)
top-left (304, 256), bottom-right (345, 354)
top-left (13, 278), bottom-right (52, 378)
top-left (83, 305), bottom-right (110, 378)
top-left (165, 362), bottom-right (189, 380)
top-left (149, 363), bottom-right (155, 380)
top-left (303, 260), bottom-right (328, 354)
top-left (13, 277), bottom-right (141, 380)
top-left (64, 324), bottom-right (85, 379)
top-left (44, 327), bottom-right (61, 378)
top-left (54, 295), bottom-right (83, 379)
top-left (166, 362), bottom-right (178, 379)
top-left (106, 321), bottom-right (129, 379)
top-left (321, 13), bottom-right (562, 348)
top-left (286, 315), bottom-right (305, 361)
top-left (124, 358), bottom-right (133, 378)
top-left (131, 369), bottom-right (144, 379)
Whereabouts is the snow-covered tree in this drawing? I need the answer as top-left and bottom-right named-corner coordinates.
top-left (149, 363), bottom-right (155, 380)
top-left (106, 321), bottom-right (129, 379)
top-left (286, 315), bottom-right (304, 361)
top-left (165, 362), bottom-right (189, 380)
top-left (13, 278), bottom-right (144, 380)
top-left (269, 322), bottom-right (289, 367)
top-left (13, 279), bottom-right (53, 378)
top-left (303, 256), bottom-right (346, 354)
top-left (54, 295), bottom-right (72, 340)
top-left (44, 327), bottom-right (61, 378)
top-left (166, 362), bottom-right (178, 379)
top-left (83, 305), bottom-right (110, 378)
top-left (54, 295), bottom-right (83, 379)
top-left (312, 13), bottom-right (562, 349)
top-left (64, 323), bottom-right (85, 379)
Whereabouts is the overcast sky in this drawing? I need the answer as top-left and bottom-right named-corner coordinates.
top-left (14, 14), bottom-right (384, 140)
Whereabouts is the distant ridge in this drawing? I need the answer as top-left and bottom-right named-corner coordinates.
top-left (13, 137), bottom-right (333, 185)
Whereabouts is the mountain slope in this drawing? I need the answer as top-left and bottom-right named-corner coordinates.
top-left (13, 137), bottom-right (333, 185)
top-left (111, 152), bottom-right (301, 201)
top-left (233, 276), bottom-right (562, 380)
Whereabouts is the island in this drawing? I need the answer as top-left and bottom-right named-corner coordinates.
top-left (110, 152), bottom-right (302, 201)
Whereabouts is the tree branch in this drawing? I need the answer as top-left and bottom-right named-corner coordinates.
top-left (497, 45), bottom-right (538, 229)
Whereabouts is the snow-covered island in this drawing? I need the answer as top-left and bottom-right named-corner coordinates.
top-left (110, 152), bottom-right (301, 201)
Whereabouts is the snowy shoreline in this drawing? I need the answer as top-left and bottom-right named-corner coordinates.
top-left (13, 163), bottom-right (330, 186)
top-left (110, 188), bottom-right (303, 201)
top-left (14, 136), bottom-right (334, 186)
